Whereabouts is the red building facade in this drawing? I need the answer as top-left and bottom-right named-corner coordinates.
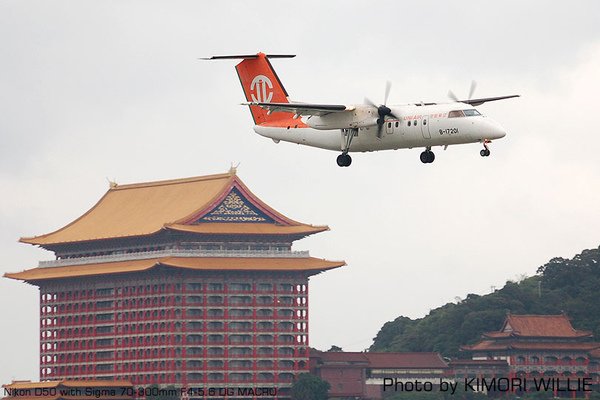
top-left (5, 171), bottom-right (344, 398)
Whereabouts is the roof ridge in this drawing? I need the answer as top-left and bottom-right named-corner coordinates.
top-left (509, 314), bottom-right (568, 317)
top-left (110, 172), bottom-right (234, 191)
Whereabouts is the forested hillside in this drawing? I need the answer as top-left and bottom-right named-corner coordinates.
top-left (370, 246), bottom-right (600, 357)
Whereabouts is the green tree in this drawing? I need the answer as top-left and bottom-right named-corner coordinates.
top-left (291, 373), bottom-right (330, 400)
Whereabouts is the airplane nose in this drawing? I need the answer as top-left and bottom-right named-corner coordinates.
top-left (488, 119), bottom-right (506, 140)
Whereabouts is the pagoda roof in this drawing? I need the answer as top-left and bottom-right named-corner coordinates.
top-left (2, 380), bottom-right (133, 390)
top-left (2, 380), bottom-right (133, 400)
top-left (20, 171), bottom-right (328, 247)
top-left (310, 350), bottom-right (448, 369)
top-left (485, 314), bottom-right (593, 339)
top-left (460, 314), bottom-right (597, 353)
top-left (461, 340), bottom-right (600, 352)
top-left (4, 257), bottom-right (345, 281)
top-left (364, 352), bottom-right (448, 369)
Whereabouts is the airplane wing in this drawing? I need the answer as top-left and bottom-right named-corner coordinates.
top-left (243, 102), bottom-right (355, 116)
top-left (458, 95), bottom-right (520, 106)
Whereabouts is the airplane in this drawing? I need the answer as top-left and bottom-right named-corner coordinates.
top-left (204, 52), bottom-right (519, 167)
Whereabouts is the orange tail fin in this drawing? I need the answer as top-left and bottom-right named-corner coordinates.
top-left (234, 53), bottom-right (294, 124)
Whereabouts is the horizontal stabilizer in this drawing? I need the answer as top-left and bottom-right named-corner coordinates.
top-left (243, 101), bottom-right (354, 116)
top-left (201, 54), bottom-right (296, 60)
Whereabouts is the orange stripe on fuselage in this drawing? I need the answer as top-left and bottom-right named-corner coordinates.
top-left (258, 118), bottom-right (309, 128)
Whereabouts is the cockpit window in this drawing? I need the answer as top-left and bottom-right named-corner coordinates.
top-left (448, 109), bottom-right (481, 118)
top-left (463, 109), bottom-right (481, 117)
top-left (448, 110), bottom-right (465, 118)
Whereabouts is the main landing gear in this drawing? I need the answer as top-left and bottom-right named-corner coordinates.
top-left (480, 140), bottom-right (491, 157)
top-left (336, 128), bottom-right (357, 167)
top-left (420, 147), bottom-right (435, 164)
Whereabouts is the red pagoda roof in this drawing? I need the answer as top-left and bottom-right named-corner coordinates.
top-left (4, 257), bottom-right (345, 281)
top-left (461, 314), bottom-right (597, 353)
top-left (462, 340), bottom-right (600, 352)
top-left (311, 351), bottom-right (448, 369)
top-left (487, 314), bottom-right (593, 339)
top-left (19, 171), bottom-right (328, 246)
top-left (364, 352), bottom-right (448, 369)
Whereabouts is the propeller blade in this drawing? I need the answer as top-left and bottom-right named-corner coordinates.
top-left (468, 80), bottom-right (477, 100)
top-left (448, 90), bottom-right (459, 102)
top-left (384, 81), bottom-right (392, 106)
top-left (376, 121), bottom-right (383, 138)
top-left (364, 97), bottom-right (377, 108)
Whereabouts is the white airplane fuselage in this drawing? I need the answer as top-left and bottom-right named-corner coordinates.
top-left (254, 102), bottom-right (506, 153)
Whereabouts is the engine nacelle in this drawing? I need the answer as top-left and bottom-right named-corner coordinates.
top-left (305, 107), bottom-right (378, 130)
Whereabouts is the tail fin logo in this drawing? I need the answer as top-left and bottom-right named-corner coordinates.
top-left (250, 75), bottom-right (273, 103)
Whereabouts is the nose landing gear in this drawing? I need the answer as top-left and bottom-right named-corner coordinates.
top-left (480, 140), bottom-right (491, 157)
top-left (420, 147), bottom-right (435, 163)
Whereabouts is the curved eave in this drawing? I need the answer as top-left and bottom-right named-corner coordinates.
top-left (4, 257), bottom-right (346, 282)
top-left (18, 172), bottom-right (236, 246)
top-left (167, 223), bottom-right (329, 237)
top-left (484, 332), bottom-right (593, 339)
top-left (461, 342), bottom-right (600, 352)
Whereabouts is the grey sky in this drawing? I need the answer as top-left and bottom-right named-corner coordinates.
top-left (1, 0), bottom-right (600, 384)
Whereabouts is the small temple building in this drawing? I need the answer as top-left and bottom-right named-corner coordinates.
top-left (4, 170), bottom-right (344, 399)
top-left (459, 314), bottom-right (600, 396)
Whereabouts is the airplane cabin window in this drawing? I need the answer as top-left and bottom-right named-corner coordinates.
top-left (463, 109), bottom-right (481, 117)
top-left (408, 121), bottom-right (411, 126)
top-left (387, 122), bottom-right (391, 128)
top-left (423, 120), bottom-right (427, 125)
top-left (414, 120), bottom-right (418, 126)
top-left (395, 122), bottom-right (399, 128)
top-left (448, 110), bottom-right (465, 118)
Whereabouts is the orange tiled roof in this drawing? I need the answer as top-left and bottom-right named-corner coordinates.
top-left (4, 257), bottom-right (345, 281)
top-left (311, 351), bottom-right (448, 369)
top-left (497, 314), bottom-right (592, 338)
top-left (2, 381), bottom-right (132, 389)
top-left (462, 340), bottom-right (600, 352)
top-left (2, 382), bottom-right (61, 389)
top-left (2, 380), bottom-right (133, 400)
top-left (365, 352), bottom-right (448, 369)
top-left (19, 172), bottom-right (327, 246)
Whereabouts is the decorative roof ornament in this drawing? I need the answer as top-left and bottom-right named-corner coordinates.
top-left (106, 177), bottom-right (118, 189)
top-left (229, 162), bottom-right (240, 175)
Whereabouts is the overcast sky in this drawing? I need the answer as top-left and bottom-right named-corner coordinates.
top-left (1, 0), bottom-right (600, 384)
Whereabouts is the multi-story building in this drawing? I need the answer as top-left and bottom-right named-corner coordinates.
top-left (5, 170), bottom-right (344, 398)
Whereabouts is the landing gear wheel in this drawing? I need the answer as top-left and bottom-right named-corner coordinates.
top-left (480, 149), bottom-right (490, 157)
top-left (336, 153), bottom-right (352, 167)
top-left (420, 150), bottom-right (435, 164)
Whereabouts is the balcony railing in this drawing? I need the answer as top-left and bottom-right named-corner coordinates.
top-left (40, 248), bottom-right (310, 268)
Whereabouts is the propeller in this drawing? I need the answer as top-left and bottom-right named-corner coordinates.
top-left (366, 81), bottom-right (400, 138)
top-left (448, 80), bottom-right (478, 103)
